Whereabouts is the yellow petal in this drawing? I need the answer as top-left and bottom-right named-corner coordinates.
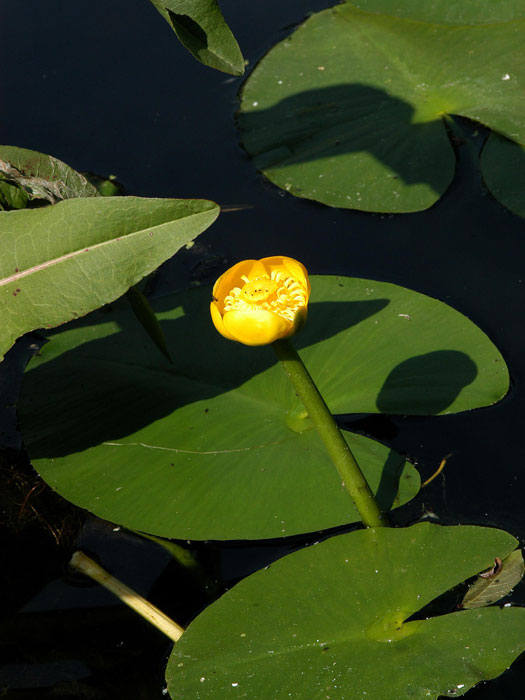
top-left (210, 301), bottom-right (237, 341)
top-left (246, 259), bottom-right (271, 281)
top-left (285, 306), bottom-right (308, 337)
top-left (213, 259), bottom-right (258, 309)
top-left (223, 309), bottom-right (291, 346)
top-left (281, 257), bottom-right (310, 297)
top-left (261, 256), bottom-right (310, 297)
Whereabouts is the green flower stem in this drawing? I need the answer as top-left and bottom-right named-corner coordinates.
top-left (272, 338), bottom-right (388, 528)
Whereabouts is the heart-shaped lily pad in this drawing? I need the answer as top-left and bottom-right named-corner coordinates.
top-left (481, 133), bottom-right (525, 217)
top-left (166, 523), bottom-right (525, 699)
top-left (238, 4), bottom-right (525, 212)
top-left (349, 0), bottom-right (525, 24)
top-left (19, 276), bottom-right (506, 539)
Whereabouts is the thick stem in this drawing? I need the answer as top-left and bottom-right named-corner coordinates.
top-left (272, 338), bottom-right (388, 528)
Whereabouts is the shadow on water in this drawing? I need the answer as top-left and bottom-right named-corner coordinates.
top-left (21, 290), bottom-right (389, 459)
top-left (239, 83), bottom-right (452, 192)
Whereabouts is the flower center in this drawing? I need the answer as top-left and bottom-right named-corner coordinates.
top-left (224, 271), bottom-right (307, 322)
top-left (241, 278), bottom-right (279, 302)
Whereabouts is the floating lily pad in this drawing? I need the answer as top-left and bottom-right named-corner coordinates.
top-left (481, 133), bottom-right (525, 217)
top-left (0, 196), bottom-right (219, 362)
top-left (238, 4), bottom-right (525, 212)
top-left (166, 523), bottom-right (525, 699)
top-left (19, 276), bottom-right (507, 539)
top-left (349, 0), bottom-right (525, 24)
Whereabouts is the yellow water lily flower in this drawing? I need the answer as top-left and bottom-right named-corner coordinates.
top-left (210, 256), bottom-right (311, 346)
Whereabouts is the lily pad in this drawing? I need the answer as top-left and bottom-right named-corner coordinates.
top-left (349, 0), bottom-right (525, 24)
top-left (20, 276), bottom-right (507, 539)
top-left (0, 145), bottom-right (99, 209)
top-left (238, 4), bottom-right (525, 212)
top-left (166, 523), bottom-right (525, 699)
top-left (481, 133), bottom-right (525, 217)
top-left (0, 196), bottom-right (219, 362)
top-left (149, 0), bottom-right (244, 75)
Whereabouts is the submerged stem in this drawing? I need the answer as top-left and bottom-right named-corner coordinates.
top-left (272, 339), bottom-right (388, 528)
top-left (70, 550), bottom-right (184, 642)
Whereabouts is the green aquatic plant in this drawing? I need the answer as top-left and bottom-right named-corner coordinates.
top-left (238, 2), bottom-right (525, 215)
top-left (4, 0), bottom-right (525, 697)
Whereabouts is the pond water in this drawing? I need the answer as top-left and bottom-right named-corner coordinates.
top-left (1, 1), bottom-right (525, 697)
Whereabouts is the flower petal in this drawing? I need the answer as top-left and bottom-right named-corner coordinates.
top-left (285, 306), bottom-right (308, 337)
top-left (246, 260), bottom-right (271, 280)
top-left (261, 256), bottom-right (310, 297)
top-left (223, 309), bottom-right (291, 346)
top-left (213, 259), bottom-right (258, 309)
top-left (282, 257), bottom-right (310, 297)
top-left (210, 301), bottom-right (237, 341)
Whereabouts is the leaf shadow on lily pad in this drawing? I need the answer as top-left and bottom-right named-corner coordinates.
top-left (21, 293), bottom-right (389, 459)
top-left (239, 84), bottom-right (454, 203)
top-left (377, 350), bottom-right (478, 415)
top-left (373, 448), bottom-right (409, 512)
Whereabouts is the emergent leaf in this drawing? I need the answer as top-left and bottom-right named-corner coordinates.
top-left (0, 145), bottom-right (99, 208)
top-left (0, 196), bottom-right (219, 361)
top-left (149, 0), bottom-right (244, 75)
top-left (461, 548), bottom-right (525, 609)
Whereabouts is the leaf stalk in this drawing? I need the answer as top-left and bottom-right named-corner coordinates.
top-left (272, 338), bottom-right (388, 528)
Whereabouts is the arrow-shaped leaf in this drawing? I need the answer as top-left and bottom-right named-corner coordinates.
top-left (149, 0), bottom-right (244, 75)
top-left (0, 196), bottom-right (219, 362)
top-left (0, 144), bottom-right (99, 209)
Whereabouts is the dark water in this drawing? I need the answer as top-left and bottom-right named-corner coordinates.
top-left (1, 0), bottom-right (525, 697)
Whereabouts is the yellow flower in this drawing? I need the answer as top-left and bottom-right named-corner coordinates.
top-left (210, 256), bottom-right (311, 346)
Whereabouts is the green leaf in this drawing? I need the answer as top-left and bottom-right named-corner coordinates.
top-left (166, 523), bottom-right (525, 700)
top-left (481, 133), bottom-right (525, 217)
top-left (126, 286), bottom-right (173, 363)
top-left (0, 180), bottom-right (29, 210)
top-left (19, 276), bottom-right (507, 539)
top-left (348, 0), bottom-right (525, 24)
top-left (149, 0), bottom-right (244, 75)
top-left (0, 196), bottom-right (219, 362)
top-left (84, 172), bottom-right (124, 197)
top-left (0, 145), bottom-right (99, 207)
top-left (461, 549), bottom-right (525, 609)
top-left (238, 5), bottom-right (525, 212)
